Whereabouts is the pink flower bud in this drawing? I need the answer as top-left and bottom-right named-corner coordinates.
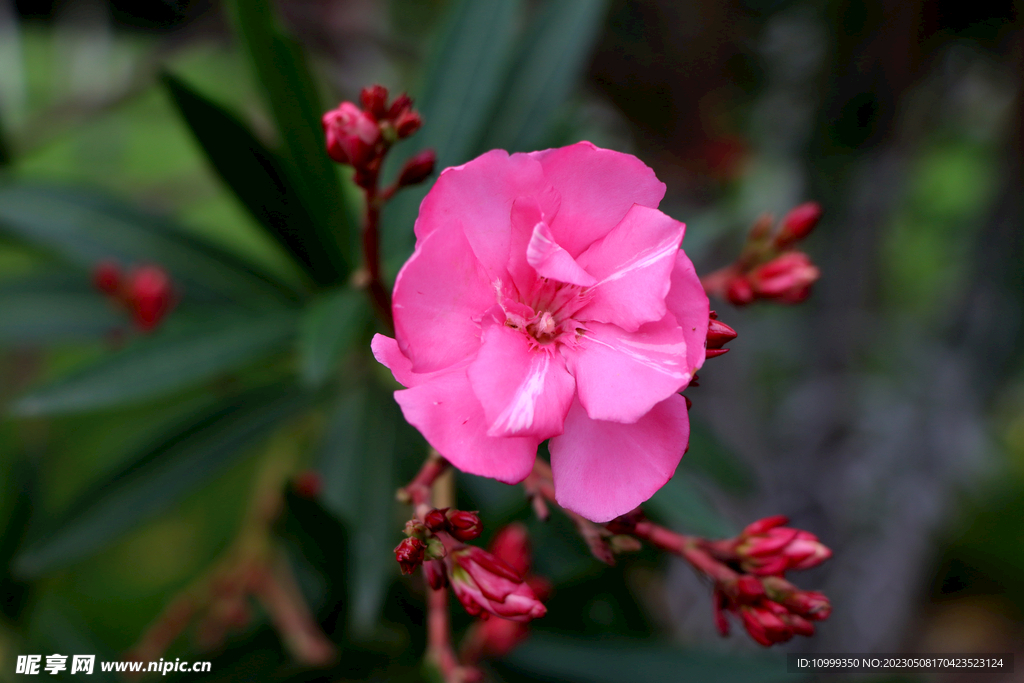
top-left (447, 510), bottom-right (483, 542)
top-left (726, 275), bottom-right (754, 306)
top-left (93, 261), bottom-right (121, 296)
top-left (360, 84), bottom-right (389, 120)
top-left (783, 531), bottom-right (832, 570)
top-left (394, 537), bottom-right (426, 575)
top-left (781, 589), bottom-right (832, 620)
top-left (775, 202), bottom-right (821, 249)
top-left (740, 606), bottom-right (793, 646)
top-left (449, 547), bottom-right (546, 622)
top-left (742, 515), bottom-right (789, 536)
top-left (488, 523), bottom-right (531, 575)
top-left (322, 101), bottom-right (381, 167)
top-left (397, 149), bottom-right (436, 187)
top-left (747, 251), bottom-right (820, 304)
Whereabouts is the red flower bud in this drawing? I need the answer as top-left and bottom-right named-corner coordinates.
top-left (447, 510), bottom-right (483, 542)
top-left (488, 523), bottom-right (531, 575)
top-left (292, 470), bottom-right (322, 498)
top-left (394, 537), bottom-right (427, 575)
top-left (726, 275), bottom-right (754, 306)
top-left (706, 317), bottom-right (737, 350)
top-left (781, 589), bottom-right (832, 620)
top-left (740, 605), bottom-right (793, 646)
top-left (775, 202), bottom-right (821, 249)
top-left (93, 261), bottom-right (121, 295)
top-left (747, 251), bottom-right (820, 304)
top-left (126, 265), bottom-right (174, 331)
top-left (360, 84), bottom-right (389, 120)
top-left (386, 93), bottom-right (413, 120)
top-left (322, 101), bottom-right (381, 167)
top-left (424, 559), bottom-right (448, 589)
top-left (394, 109), bottom-right (423, 139)
top-left (449, 546), bottom-right (546, 622)
top-left (742, 515), bottom-right (789, 536)
top-left (397, 149), bottom-right (436, 187)
top-left (424, 508), bottom-right (450, 532)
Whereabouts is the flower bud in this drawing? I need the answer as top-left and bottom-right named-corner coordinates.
top-left (126, 265), bottom-right (174, 331)
top-left (424, 508), bottom-right (450, 533)
top-left (747, 252), bottom-right (819, 304)
top-left (424, 559), bottom-right (448, 589)
top-left (725, 275), bottom-right (754, 306)
top-left (394, 537), bottom-right (426, 575)
top-left (360, 84), bottom-right (389, 120)
top-left (706, 317), bottom-right (737, 351)
top-left (488, 523), bottom-right (531, 575)
top-left (775, 202), bottom-right (821, 249)
top-left (742, 515), bottom-right (789, 536)
top-left (397, 149), bottom-right (436, 187)
top-left (386, 93), bottom-right (413, 120)
top-left (449, 547), bottom-right (546, 622)
top-left (292, 470), bottom-right (322, 499)
top-left (447, 510), bottom-right (483, 542)
top-left (781, 589), bottom-right (832, 620)
top-left (739, 605), bottom-right (793, 646)
top-left (394, 109), bottom-right (423, 138)
top-left (322, 101), bottom-right (381, 167)
top-left (93, 261), bottom-right (121, 295)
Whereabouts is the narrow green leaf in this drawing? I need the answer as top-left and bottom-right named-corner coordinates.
top-left (645, 474), bottom-right (736, 538)
top-left (162, 72), bottom-right (336, 287)
top-left (13, 385), bottom-right (312, 577)
top-left (318, 381), bottom-right (425, 635)
top-left (503, 634), bottom-right (795, 683)
top-left (13, 311), bottom-right (298, 416)
top-left (0, 107), bottom-right (10, 167)
top-left (298, 288), bottom-right (367, 387)
top-left (0, 184), bottom-right (300, 306)
top-left (382, 0), bottom-right (523, 267)
top-left (481, 0), bottom-right (611, 152)
top-left (226, 0), bottom-right (355, 280)
top-left (0, 292), bottom-right (122, 343)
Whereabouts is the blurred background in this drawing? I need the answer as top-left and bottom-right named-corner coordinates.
top-left (0, 0), bottom-right (1022, 681)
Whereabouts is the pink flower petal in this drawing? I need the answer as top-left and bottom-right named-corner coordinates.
top-left (664, 251), bottom-right (710, 375)
top-left (393, 222), bottom-right (494, 373)
top-left (576, 204), bottom-right (685, 331)
top-left (413, 149), bottom-right (553, 282)
top-left (530, 142), bottom-right (666, 257)
top-left (526, 221), bottom-right (597, 287)
top-left (468, 323), bottom-right (576, 439)
top-left (549, 395), bottom-right (690, 522)
top-left (566, 316), bottom-right (690, 423)
top-left (393, 366), bottom-right (539, 484)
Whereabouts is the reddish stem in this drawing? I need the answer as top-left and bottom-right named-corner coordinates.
top-left (362, 182), bottom-right (394, 333)
top-left (398, 452), bottom-right (450, 509)
top-left (631, 520), bottom-right (738, 584)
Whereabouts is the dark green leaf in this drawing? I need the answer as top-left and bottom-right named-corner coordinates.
top-left (503, 634), bottom-right (796, 683)
top-left (382, 0), bottom-right (523, 268)
top-left (0, 292), bottom-right (122, 343)
top-left (480, 0), bottom-right (611, 152)
top-left (0, 184), bottom-right (300, 306)
top-left (226, 0), bottom-right (356, 280)
top-left (0, 107), bottom-right (10, 167)
top-left (298, 288), bottom-right (367, 387)
top-left (162, 71), bottom-right (338, 287)
top-left (645, 473), bottom-right (736, 538)
top-left (318, 380), bottom-right (425, 635)
top-left (13, 311), bottom-right (298, 416)
top-left (13, 384), bottom-right (313, 577)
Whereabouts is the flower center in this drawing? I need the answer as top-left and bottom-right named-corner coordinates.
top-left (500, 278), bottom-right (591, 347)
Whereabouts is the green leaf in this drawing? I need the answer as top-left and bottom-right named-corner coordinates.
top-left (0, 107), bottom-right (10, 167)
top-left (645, 474), bottom-right (736, 538)
top-left (318, 380), bottom-right (425, 635)
top-left (503, 634), bottom-right (796, 683)
top-left (480, 0), bottom-right (611, 152)
top-left (298, 288), bottom-right (367, 387)
top-left (382, 0), bottom-right (523, 267)
top-left (226, 0), bottom-right (355, 280)
top-left (13, 311), bottom-right (298, 416)
top-left (0, 291), bottom-right (122, 343)
top-left (13, 384), bottom-right (313, 577)
top-left (162, 71), bottom-right (337, 287)
top-left (0, 184), bottom-right (300, 306)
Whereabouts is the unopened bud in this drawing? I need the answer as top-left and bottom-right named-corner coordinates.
top-left (360, 85), bottom-right (389, 120)
top-left (726, 276), bottom-right (754, 306)
top-left (447, 509), bottom-right (483, 542)
top-left (742, 515), bottom-right (789, 536)
top-left (488, 523), bottom-right (531, 575)
top-left (394, 537), bottom-right (427, 575)
top-left (386, 93), bottom-right (413, 119)
top-left (450, 547), bottom-right (546, 622)
top-left (394, 109), bottom-right (423, 138)
top-left (322, 101), bottom-right (382, 167)
top-left (397, 149), bottom-right (436, 187)
top-left (706, 317), bottom-right (737, 350)
top-left (747, 251), bottom-right (820, 304)
top-left (126, 265), bottom-right (174, 331)
top-left (424, 559), bottom-right (448, 589)
top-left (424, 508), bottom-right (449, 532)
top-left (775, 202), bottom-right (821, 249)
top-left (93, 261), bottom-right (121, 295)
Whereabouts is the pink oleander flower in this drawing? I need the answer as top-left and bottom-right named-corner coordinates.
top-left (373, 142), bottom-right (709, 522)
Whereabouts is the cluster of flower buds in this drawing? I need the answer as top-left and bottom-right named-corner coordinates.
top-left (92, 261), bottom-right (176, 332)
top-left (395, 509), bottom-right (547, 622)
top-left (702, 202), bottom-right (822, 306)
top-left (713, 574), bottom-right (831, 646)
top-left (703, 515), bottom-right (832, 646)
top-left (322, 85), bottom-right (435, 189)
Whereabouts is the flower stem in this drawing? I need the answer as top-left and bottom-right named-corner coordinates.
top-left (362, 182), bottom-right (394, 333)
top-left (398, 450), bottom-right (450, 509)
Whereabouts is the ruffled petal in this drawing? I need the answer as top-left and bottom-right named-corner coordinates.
top-left (468, 323), bottom-right (576, 439)
top-left (392, 223), bottom-right (494, 373)
top-left (664, 251), bottom-right (710, 375)
top-left (530, 142), bottom-right (666, 257)
top-left (413, 149), bottom-right (552, 282)
top-left (393, 366), bottom-right (538, 484)
top-left (549, 395), bottom-right (690, 522)
top-left (526, 221), bottom-right (596, 287)
top-left (576, 204), bottom-right (685, 331)
top-left (566, 316), bottom-right (690, 423)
